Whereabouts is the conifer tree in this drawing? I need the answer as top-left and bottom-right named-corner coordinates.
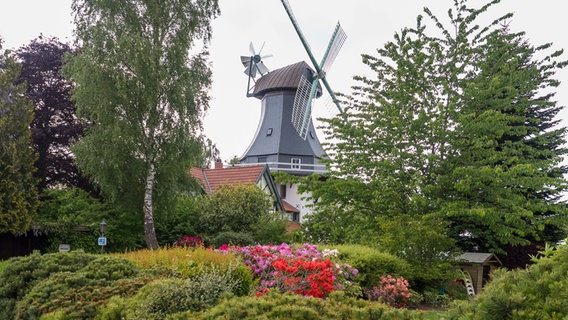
top-left (442, 28), bottom-right (568, 253)
top-left (0, 42), bottom-right (39, 233)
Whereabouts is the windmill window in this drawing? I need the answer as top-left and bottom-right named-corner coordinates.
top-left (266, 128), bottom-right (273, 136)
top-left (280, 184), bottom-right (287, 199)
top-left (258, 156), bottom-right (267, 163)
top-left (291, 158), bottom-right (301, 169)
top-left (309, 131), bottom-right (315, 139)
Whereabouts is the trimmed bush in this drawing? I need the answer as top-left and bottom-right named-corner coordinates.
top-left (123, 265), bottom-right (240, 319)
top-left (321, 244), bottom-right (411, 289)
top-left (212, 231), bottom-right (254, 247)
top-left (0, 251), bottom-right (98, 320)
top-left (94, 296), bottom-right (127, 320)
top-left (172, 290), bottom-right (428, 320)
top-left (13, 257), bottom-right (146, 319)
top-left (445, 243), bottom-right (568, 320)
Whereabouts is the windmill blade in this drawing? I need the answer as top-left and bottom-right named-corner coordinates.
top-left (280, 0), bottom-right (319, 71)
top-left (292, 74), bottom-right (320, 139)
top-left (249, 42), bottom-right (256, 55)
top-left (319, 77), bottom-right (343, 114)
top-left (256, 61), bottom-right (269, 76)
top-left (281, 0), bottom-right (344, 114)
top-left (321, 22), bottom-right (347, 75)
top-left (241, 56), bottom-right (252, 68)
top-left (291, 74), bottom-right (312, 139)
top-left (261, 53), bottom-right (274, 59)
top-left (258, 42), bottom-right (266, 55)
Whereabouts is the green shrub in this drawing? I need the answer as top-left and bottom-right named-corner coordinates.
top-left (13, 256), bottom-right (146, 319)
top-left (376, 215), bottom-right (456, 290)
top-left (94, 296), bottom-right (127, 320)
top-left (211, 231), bottom-right (254, 247)
top-left (230, 264), bottom-right (255, 296)
top-left (445, 243), bottom-right (568, 320)
top-left (321, 244), bottom-right (411, 289)
top-left (38, 309), bottom-right (69, 320)
top-left (155, 194), bottom-right (199, 246)
top-left (0, 251), bottom-right (98, 320)
top-left (252, 214), bottom-right (291, 245)
top-left (37, 188), bottom-right (144, 252)
top-left (81, 256), bottom-right (139, 281)
top-left (172, 290), bottom-right (427, 320)
top-left (124, 265), bottom-right (240, 319)
top-left (422, 289), bottom-right (451, 307)
top-left (0, 260), bottom-right (9, 273)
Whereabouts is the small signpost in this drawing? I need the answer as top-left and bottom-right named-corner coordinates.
top-left (59, 244), bottom-right (71, 252)
top-left (99, 219), bottom-right (107, 254)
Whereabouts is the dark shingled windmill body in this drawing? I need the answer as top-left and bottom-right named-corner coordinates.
top-left (240, 61), bottom-right (327, 175)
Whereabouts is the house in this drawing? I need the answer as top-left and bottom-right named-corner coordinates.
top-left (456, 252), bottom-right (502, 294)
top-left (190, 161), bottom-right (301, 219)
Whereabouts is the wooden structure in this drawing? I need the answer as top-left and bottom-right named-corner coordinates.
top-left (456, 252), bottom-right (502, 295)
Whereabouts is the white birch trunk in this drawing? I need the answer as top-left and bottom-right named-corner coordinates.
top-left (143, 162), bottom-right (159, 249)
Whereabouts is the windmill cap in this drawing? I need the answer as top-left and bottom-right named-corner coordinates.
top-left (252, 61), bottom-right (322, 99)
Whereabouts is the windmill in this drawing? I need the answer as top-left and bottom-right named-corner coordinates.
top-left (280, 0), bottom-right (347, 139)
top-left (241, 42), bottom-right (272, 97)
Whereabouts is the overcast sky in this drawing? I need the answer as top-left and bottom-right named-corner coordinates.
top-left (1, 0), bottom-right (567, 162)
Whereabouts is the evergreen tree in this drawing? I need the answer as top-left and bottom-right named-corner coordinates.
top-left (64, 0), bottom-right (220, 249)
top-left (0, 41), bottom-right (39, 233)
top-left (442, 28), bottom-right (568, 253)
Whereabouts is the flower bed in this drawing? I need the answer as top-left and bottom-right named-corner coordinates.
top-left (221, 243), bottom-right (358, 298)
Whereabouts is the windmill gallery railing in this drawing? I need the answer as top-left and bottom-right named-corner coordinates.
top-left (236, 161), bottom-right (327, 175)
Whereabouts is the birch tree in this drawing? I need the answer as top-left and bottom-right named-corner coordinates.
top-left (64, 0), bottom-right (220, 249)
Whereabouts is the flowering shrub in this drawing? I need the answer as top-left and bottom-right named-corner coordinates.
top-left (175, 235), bottom-right (204, 247)
top-left (365, 275), bottom-right (412, 307)
top-left (224, 243), bottom-right (358, 298)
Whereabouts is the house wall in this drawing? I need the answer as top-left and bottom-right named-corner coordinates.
top-left (277, 182), bottom-right (314, 222)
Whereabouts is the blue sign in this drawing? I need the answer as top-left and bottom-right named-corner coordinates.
top-left (98, 237), bottom-right (107, 246)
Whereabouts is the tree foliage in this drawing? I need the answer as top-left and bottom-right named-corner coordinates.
top-left (0, 41), bottom-right (39, 233)
top-left (15, 37), bottom-right (92, 193)
top-left (193, 184), bottom-right (288, 245)
top-left (304, 0), bottom-right (567, 256)
top-left (64, 0), bottom-right (220, 248)
top-left (441, 27), bottom-right (568, 252)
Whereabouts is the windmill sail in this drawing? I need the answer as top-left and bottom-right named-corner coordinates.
top-left (241, 42), bottom-right (272, 97)
top-left (281, 0), bottom-right (346, 138)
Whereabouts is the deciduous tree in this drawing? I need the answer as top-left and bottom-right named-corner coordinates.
top-left (15, 37), bottom-right (91, 192)
top-left (64, 0), bottom-right (220, 248)
top-left (304, 0), bottom-right (567, 256)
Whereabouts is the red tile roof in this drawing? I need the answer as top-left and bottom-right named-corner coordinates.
top-left (282, 200), bottom-right (300, 213)
top-left (286, 221), bottom-right (301, 233)
top-left (189, 165), bottom-right (266, 195)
